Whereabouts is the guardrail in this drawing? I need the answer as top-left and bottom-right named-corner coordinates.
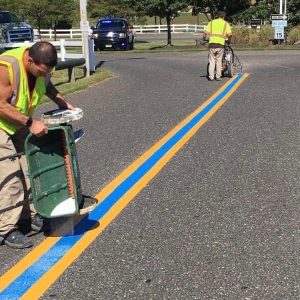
top-left (35, 24), bottom-right (205, 39)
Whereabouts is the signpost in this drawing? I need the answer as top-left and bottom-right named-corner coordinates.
top-left (274, 26), bottom-right (285, 40)
top-left (271, 14), bottom-right (288, 43)
top-left (271, 14), bottom-right (288, 20)
top-left (80, 0), bottom-right (90, 76)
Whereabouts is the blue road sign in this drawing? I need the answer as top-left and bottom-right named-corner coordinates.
top-left (272, 20), bottom-right (287, 27)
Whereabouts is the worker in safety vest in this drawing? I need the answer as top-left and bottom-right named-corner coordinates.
top-left (0, 42), bottom-right (75, 249)
top-left (203, 10), bottom-right (232, 81)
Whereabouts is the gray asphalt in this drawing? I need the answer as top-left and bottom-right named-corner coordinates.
top-left (1, 50), bottom-right (300, 299)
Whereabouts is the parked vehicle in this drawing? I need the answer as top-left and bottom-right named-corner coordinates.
top-left (91, 18), bottom-right (134, 51)
top-left (0, 11), bottom-right (33, 43)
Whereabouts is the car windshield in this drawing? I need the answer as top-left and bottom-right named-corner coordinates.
top-left (97, 20), bottom-right (125, 30)
top-left (0, 12), bottom-right (19, 24)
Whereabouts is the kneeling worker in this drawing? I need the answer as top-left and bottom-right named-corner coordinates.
top-left (0, 41), bottom-right (75, 248)
top-left (203, 10), bottom-right (232, 81)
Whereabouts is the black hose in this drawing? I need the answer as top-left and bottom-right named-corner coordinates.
top-left (0, 152), bottom-right (24, 162)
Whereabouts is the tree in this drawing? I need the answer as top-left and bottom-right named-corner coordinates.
top-left (288, 0), bottom-right (300, 26)
top-left (25, 0), bottom-right (50, 33)
top-left (0, 0), bottom-right (29, 21)
top-left (47, 0), bottom-right (77, 29)
top-left (231, 0), bottom-right (279, 23)
top-left (88, 0), bottom-right (139, 24)
top-left (0, 0), bottom-right (21, 13)
top-left (190, 0), bottom-right (250, 22)
top-left (122, 0), bottom-right (190, 46)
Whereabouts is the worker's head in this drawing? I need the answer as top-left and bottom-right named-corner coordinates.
top-left (27, 41), bottom-right (57, 77)
top-left (216, 11), bottom-right (226, 19)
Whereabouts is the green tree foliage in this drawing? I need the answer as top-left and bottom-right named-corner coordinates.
top-left (234, 0), bottom-right (277, 23)
top-left (122, 0), bottom-right (190, 45)
top-left (0, 0), bottom-right (20, 13)
top-left (41, 0), bottom-right (77, 29)
top-left (190, 0), bottom-right (250, 21)
top-left (1, 0), bottom-right (299, 31)
top-left (1, 0), bottom-right (77, 30)
top-left (88, 0), bottom-right (139, 24)
top-left (288, 0), bottom-right (300, 26)
top-left (24, 0), bottom-right (50, 32)
top-left (0, 0), bottom-right (28, 21)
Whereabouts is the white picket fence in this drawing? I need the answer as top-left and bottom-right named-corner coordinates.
top-left (36, 24), bottom-right (205, 39)
top-left (1, 39), bottom-right (96, 72)
top-left (133, 24), bottom-right (205, 33)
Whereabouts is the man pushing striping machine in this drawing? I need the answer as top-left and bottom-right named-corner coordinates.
top-left (0, 42), bottom-right (95, 249)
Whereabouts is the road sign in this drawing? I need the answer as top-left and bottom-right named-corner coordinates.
top-left (272, 20), bottom-right (287, 27)
top-left (274, 26), bottom-right (285, 39)
top-left (271, 14), bottom-right (288, 20)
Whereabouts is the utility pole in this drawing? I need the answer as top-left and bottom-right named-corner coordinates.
top-left (279, 0), bottom-right (287, 15)
top-left (284, 0), bottom-right (287, 15)
top-left (79, 0), bottom-right (90, 76)
top-left (280, 0), bottom-right (283, 14)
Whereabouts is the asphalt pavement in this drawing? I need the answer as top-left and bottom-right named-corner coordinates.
top-left (1, 49), bottom-right (300, 299)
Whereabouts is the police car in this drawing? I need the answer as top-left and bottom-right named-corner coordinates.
top-left (91, 18), bottom-right (134, 51)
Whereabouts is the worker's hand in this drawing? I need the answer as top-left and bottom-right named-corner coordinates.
top-left (29, 119), bottom-right (48, 137)
top-left (59, 100), bottom-right (76, 111)
top-left (65, 102), bottom-right (76, 111)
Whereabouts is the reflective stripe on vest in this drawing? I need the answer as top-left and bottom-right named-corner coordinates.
top-left (0, 56), bottom-right (20, 105)
top-left (0, 47), bottom-right (47, 135)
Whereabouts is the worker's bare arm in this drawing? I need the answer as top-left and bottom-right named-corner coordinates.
top-left (0, 65), bottom-right (48, 136)
top-left (0, 65), bottom-right (28, 127)
top-left (46, 81), bottom-right (75, 110)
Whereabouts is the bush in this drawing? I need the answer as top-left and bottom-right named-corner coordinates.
top-left (231, 25), bottom-right (273, 46)
top-left (231, 26), bottom-right (250, 45)
top-left (287, 26), bottom-right (300, 44)
top-left (257, 25), bottom-right (274, 46)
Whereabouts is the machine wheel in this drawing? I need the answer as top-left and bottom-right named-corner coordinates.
top-left (206, 62), bottom-right (210, 79)
top-left (227, 60), bottom-right (233, 78)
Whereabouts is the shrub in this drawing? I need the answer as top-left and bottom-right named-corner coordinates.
top-left (231, 26), bottom-right (249, 45)
top-left (231, 25), bottom-right (273, 46)
top-left (287, 26), bottom-right (300, 44)
top-left (257, 25), bottom-right (274, 46)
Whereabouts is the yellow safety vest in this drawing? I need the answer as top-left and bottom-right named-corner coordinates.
top-left (205, 18), bottom-right (232, 46)
top-left (0, 47), bottom-right (48, 135)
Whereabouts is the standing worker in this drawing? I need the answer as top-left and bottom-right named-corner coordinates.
top-left (0, 41), bottom-right (75, 249)
top-left (203, 11), bottom-right (232, 81)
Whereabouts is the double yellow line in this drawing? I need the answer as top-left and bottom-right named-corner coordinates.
top-left (0, 73), bottom-right (249, 299)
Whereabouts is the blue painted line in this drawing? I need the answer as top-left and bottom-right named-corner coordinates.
top-left (0, 73), bottom-right (245, 299)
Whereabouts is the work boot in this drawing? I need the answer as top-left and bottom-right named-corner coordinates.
top-left (31, 214), bottom-right (44, 232)
top-left (0, 229), bottom-right (33, 249)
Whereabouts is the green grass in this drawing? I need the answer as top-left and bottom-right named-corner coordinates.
top-left (134, 39), bottom-right (200, 50)
top-left (42, 67), bottom-right (112, 102)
